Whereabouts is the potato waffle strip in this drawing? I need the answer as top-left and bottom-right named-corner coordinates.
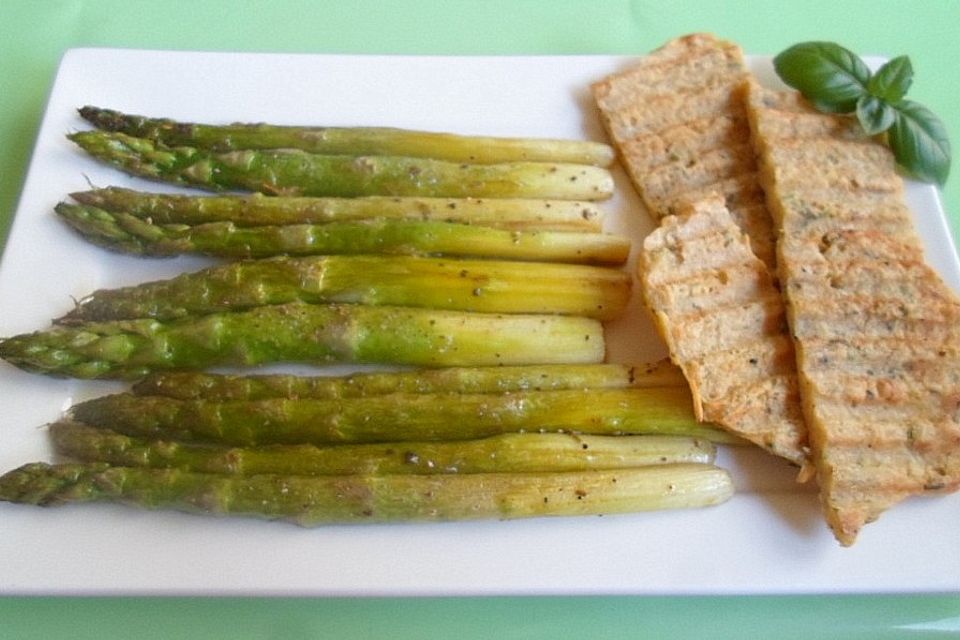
top-left (592, 33), bottom-right (777, 269)
top-left (639, 195), bottom-right (808, 465)
top-left (744, 80), bottom-right (960, 545)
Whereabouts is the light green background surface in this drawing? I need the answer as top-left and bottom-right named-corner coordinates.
top-left (1, 0), bottom-right (958, 637)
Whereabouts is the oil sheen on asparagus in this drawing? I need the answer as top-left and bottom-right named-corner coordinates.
top-left (68, 130), bottom-right (615, 200)
top-left (0, 462), bottom-right (734, 525)
top-left (55, 203), bottom-right (631, 262)
top-left (66, 387), bottom-right (735, 445)
top-left (0, 303), bottom-right (605, 378)
top-left (130, 361), bottom-right (687, 401)
top-left (78, 106), bottom-right (616, 166)
top-left (69, 187), bottom-right (608, 231)
top-left (50, 421), bottom-right (718, 475)
top-left (57, 255), bottom-right (631, 322)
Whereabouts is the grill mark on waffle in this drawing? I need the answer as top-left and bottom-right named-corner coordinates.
top-left (763, 138), bottom-right (903, 194)
top-left (596, 52), bottom-right (747, 113)
top-left (620, 115), bottom-right (750, 173)
top-left (642, 263), bottom-right (771, 314)
top-left (689, 335), bottom-right (798, 402)
top-left (666, 295), bottom-right (788, 361)
top-left (641, 143), bottom-right (758, 213)
top-left (602, 85), bottom-right (743, 143)
top-left (593, 34), bottom-right (744, 111)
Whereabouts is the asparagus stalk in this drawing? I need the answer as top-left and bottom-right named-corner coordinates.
top-left (55, 203), bottom-right (630, 263)
top-left (0, 462), bottom-right (733, 524)
top-left (57, 255), bottom-right (631, 323)
top-left (0, 303), bottom-right (604, 379)
top-left (78, 106), bottom-right (616, 167)
top-left (67, 387), bottom-right (736, 445)
top-left (51, 421), bottom-right (717, 475)
top-left (131, 361), bottom-right (687, 401)
top-left (68, 130), bottom-right (615, 200)
top-left (70, 187), bottom-right (606, 231)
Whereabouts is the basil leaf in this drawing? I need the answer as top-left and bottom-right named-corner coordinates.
top-left (868, 55), bottom-right (913, 103)
top-left (773, 41), bottom-right (871, 113)
top-left (888, 100), bottom-right (951, 186)
top-left (856, 94), bottom-right (896, 135)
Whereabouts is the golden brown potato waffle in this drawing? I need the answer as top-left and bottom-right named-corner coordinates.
top-left (744, 79), bottom-right (960, 545)
top-left (639, 195), bottom-right (809, 466)
top-left (592, 33), bottom-right (777, 269)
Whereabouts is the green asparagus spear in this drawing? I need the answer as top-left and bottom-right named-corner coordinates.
top-left (131, 361), bottom-right (687, 401)
top-left (51, 421), bottom-right (717, 475)
top-left (68, 130), bottom-right (615, 200)
top-left (0, 303), bottom-right (604, 379)
top-left (71, 187), bottom-right (606, 231)
top-left (79, 106), bottom-right (615, 167)
top-left (57, 255), bottom-right (630, 323)
top-left (0, 462), bottom-right (734, 523)
top-left (67, 387), bottom-right (736, 445)
top-left (55, 203), bottom-right (630, 263)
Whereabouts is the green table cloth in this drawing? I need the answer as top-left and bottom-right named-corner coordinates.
top-left (1, 1), bottom-right (958, 637)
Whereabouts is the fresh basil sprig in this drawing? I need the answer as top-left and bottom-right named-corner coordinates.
top-left (774, 41), bottom-right (951, 186)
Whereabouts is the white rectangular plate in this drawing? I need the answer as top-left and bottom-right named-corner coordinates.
top-left (1, 49), bottom-right (958, 596)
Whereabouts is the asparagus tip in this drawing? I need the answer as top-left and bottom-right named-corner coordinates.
top-left (0, 462), bottom-right (92, 506)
